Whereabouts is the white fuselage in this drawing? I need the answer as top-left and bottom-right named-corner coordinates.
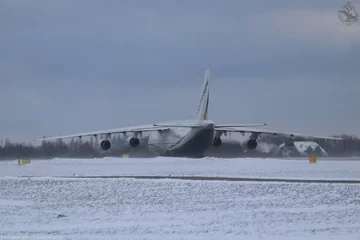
top-left (147, 120), bottom-right (215, 157)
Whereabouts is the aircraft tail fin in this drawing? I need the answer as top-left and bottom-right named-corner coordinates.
top-left (196, 69), bottom-right (210, 120)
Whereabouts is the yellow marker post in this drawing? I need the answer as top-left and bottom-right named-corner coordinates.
top-left (18, 158), bottom-right (31, 165)
top-left (309, 156), bottom-right (317, 164)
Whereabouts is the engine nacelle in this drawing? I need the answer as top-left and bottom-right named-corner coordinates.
top-left (247, 139), bottom-right (258, 149)
top-left (127, 137), bottom-right (140, 148)
top-left (213, 137), bottom-right (222, 147)
top-left (100, 140), bottom-right (111, 151)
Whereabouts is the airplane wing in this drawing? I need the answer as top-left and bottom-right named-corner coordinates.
top-left (36, 124), bottom-right (171, 141)
top-left (214, 126), bottom-right (343, 140)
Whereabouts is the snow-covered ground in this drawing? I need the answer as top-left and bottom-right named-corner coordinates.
top-left (0, 157), bottom-right (360, 239)
top-left (0, 157), bottom-right (359, 180)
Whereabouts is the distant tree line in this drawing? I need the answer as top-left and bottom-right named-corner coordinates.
top-left (0, 134), bottom-right (359, 160)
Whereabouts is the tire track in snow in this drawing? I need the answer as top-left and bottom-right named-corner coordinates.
top-left (57, 175), bottom-right (360, 184)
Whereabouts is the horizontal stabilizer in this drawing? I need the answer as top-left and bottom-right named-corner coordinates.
top-left (215, 123), bottom-right (267, 128)
top-left (153, 123), bottom-right (202, 128)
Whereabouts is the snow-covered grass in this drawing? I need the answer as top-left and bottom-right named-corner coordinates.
top-left (0, 157), bottom-right (359, 180)
top-left (0, 157), bottom-right (360, 239)
top-left (0, 177), bottom-right (359, 239)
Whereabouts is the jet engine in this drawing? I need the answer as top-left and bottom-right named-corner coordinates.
top-left (246, 139), bottom-right (258, 149)
top-left (127, 137), bottom-right (140, 148)
top-left (100, 140), bottom-right (111, 151)
top-left (213, 137), bottom-right (222, 147)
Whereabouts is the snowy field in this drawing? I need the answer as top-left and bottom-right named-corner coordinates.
top-left (0, 157), bottom-right (360, 239)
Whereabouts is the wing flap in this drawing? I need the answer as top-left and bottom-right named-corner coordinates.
top-left (37, 125), bottom-right (170, 141)
top-left (215, 127), bottom-right (343, 140)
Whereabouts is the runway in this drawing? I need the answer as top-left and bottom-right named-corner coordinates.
top-left (1, 157), bottom-right (360, 180)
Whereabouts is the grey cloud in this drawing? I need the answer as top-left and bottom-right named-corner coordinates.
top-left (0, 0), bottom-right (359, 141)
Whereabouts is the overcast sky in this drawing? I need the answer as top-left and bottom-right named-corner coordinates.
top-left (1, 0), bottom-right (360, 143)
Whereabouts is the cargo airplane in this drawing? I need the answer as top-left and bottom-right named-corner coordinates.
top-left (38, 70), bottom-right (341, 157)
